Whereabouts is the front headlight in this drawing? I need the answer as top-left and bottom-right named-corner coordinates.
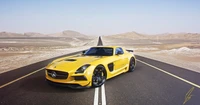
top-left (75, 64), bottom-right (90, 74)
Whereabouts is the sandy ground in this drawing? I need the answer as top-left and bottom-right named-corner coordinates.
top-left (0, 37), bottom-right (98, 74)
top-left (136, 51), bottom-right (200, 73)
top-left (102, 36), bottom-right (200, 73)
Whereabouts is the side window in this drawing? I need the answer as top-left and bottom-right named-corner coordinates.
top-left (119, 47), bottom-right (124, 54)
top-left (115, 48), bottom-right (119, 55)
top-left (86, 48), bottom-right (97, 54)
top-left (115, 47), bottom-right (124, 54)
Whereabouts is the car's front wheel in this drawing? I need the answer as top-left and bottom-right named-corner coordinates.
top-left (92, 65), bottom-right (107, 87)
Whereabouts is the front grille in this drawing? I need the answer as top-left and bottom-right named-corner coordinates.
top-left (47, 69), bottom-right (68, 79)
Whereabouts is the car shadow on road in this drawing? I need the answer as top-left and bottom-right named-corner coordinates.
top-left (20, 75), bottom-right (90, 93)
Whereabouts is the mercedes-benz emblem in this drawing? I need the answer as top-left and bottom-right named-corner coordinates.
top-left (51, 71), bottom-right (57, 78)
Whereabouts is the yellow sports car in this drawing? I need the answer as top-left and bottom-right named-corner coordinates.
top-left (45, 46), bottom-right (136, 88)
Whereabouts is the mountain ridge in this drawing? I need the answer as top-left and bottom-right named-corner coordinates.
top-left (0, 30), bottom-right (87, 38)
top-left (106, 31), bottom-right (200, 40)
top-left (0, 31), bottom-right (200, 40)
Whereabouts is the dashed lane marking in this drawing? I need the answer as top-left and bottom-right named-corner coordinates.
top-left (94, 87), bottom-right (99, 105)
top-left (101, 84), bottom-right (106, 105)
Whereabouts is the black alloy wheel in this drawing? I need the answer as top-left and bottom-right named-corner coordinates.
top-left (92, 65), bottom-right (106, 87)
top-left (129, 58), bottom-right (135, 72)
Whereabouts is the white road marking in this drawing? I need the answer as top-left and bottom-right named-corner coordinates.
top-left (137, 59), bottom-right (200, 89)
top-left (94, 87), bottom-right (99, 105)
top-left (0, 67), bottom-right (45, 89)
top-left (101, 84), bottom-right (106, 105)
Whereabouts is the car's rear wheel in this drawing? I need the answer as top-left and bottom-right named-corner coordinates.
top-left (92, 65), bottom-right (107, 87)
top-left (129, 57), bottom-right (135, 72)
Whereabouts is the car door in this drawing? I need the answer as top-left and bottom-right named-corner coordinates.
top-left (118, 47), bottom-right (128, 68)
top-left (113, 47), bottom-right (126, 73)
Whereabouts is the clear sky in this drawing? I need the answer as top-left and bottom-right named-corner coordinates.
top-left (0, 0), bottom-right (200, 35)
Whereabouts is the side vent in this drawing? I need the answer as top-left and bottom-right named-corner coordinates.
top-left (108, 63), bottom-right (114, 72)
top-left (65, 59), bottom-right (76, 61)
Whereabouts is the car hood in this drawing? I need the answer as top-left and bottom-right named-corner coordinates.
top-left (46, 55), bottom-right (106, 72)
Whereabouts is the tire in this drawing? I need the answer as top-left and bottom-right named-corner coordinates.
top-left (92, 65), bottom-right (107, 87)
top-left (129, 57), bottom-right (135, 72)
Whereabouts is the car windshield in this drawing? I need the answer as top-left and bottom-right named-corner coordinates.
top-left (84, 47), bottom-right (113, 56)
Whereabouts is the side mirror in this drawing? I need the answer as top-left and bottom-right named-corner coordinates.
top-left (82, 51), bottom-right (86, 55)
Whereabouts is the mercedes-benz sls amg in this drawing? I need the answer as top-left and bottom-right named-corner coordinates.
top-left (45, 46), bottom-right (136, 88)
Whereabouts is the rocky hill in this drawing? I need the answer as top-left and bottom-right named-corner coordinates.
top-left (0, 32), bottom-right (24, 37)
top-left (149, 33), bottom-right (200, 40)
top-left (24, 32), bottom-right (46, 37)
top-left (47, 30), bottom-right (87, 38)
top-left (0, 30), bottom-right (88, 38)
top-left (106, 32), bottom-right (200, 40)
top-left (106, 31), bottom-right (147, 39)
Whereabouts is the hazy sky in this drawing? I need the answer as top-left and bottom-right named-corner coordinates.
top-left (0, 0), bottom-right (200, 35)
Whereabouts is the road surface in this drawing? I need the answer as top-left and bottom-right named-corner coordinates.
top-left (0, 37), bottom-right (200, 105)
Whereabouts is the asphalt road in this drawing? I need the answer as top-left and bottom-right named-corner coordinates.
top-left (97, 36), bottom-right (103, 46)
top-left (0, 37), bottom-right (200, 105)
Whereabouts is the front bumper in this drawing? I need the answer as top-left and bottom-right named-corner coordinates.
top-left (46, 79), bottom-right (91, 89)
top-left (45, 67), bottom-right (95, 88)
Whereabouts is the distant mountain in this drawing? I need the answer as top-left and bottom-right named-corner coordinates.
top-left (0, 32), bottom-right (24, 37)
top-left (47, 30), bottom-right (87, 38)
top-left (1, 30), bottom-right (199, 40)
top-left (0, 30), bottom-right (88, 38)
top-left (149, 33), bottom-right (200, 40)
top-left (24, 32), bottom-right (47, 37)
top-left (0, 32), bottom-right (46, 37)
top-left (106, 31), bottom-right (148, 39)
top-left (106, 31), bottom-right (200, 40)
